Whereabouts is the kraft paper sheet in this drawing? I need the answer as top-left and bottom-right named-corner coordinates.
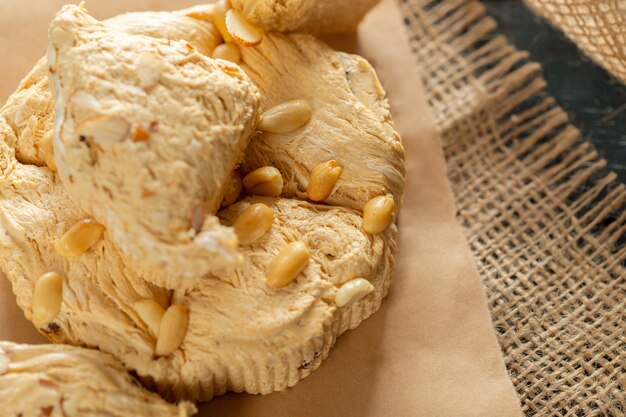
top-left (0, 1), bottom-right (522, 416)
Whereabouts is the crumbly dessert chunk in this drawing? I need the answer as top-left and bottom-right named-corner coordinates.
top-left (230, 0), bottom-right (381, 33)
top-left (0, 161), bottom-right (396, 400)
top-left (2, 10), bottom-right (221, 172)
top-left (0, 341), bottom-right (196, 417)
top-left (49, 5), bottom-right (260, 288)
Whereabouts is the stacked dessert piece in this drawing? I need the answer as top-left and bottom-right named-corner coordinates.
top-left (0, 0), bottom-right (405, 413)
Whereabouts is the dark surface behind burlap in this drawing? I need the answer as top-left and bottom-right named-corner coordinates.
top-left (399, 0), bottom-right (625, 415)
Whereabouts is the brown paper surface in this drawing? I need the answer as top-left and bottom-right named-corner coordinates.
top-left (0, 1), bottom-right (522, 416)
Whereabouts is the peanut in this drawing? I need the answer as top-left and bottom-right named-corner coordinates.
top-left (212, 43), bottom-right (241, 64)
top-left (307, 160), bottom-right (342, 201)
top-left (155, 305), bottom-right (190, 356)
top-left (211, 0), bottom-right (234, 43)
top-left (335, 278), bottom-right (374, 307)
top-left (133, 300), bottom-right (165, 339)
top-left (362, 195), bottom-right (394, 234)
top-left (267, 242), bottom-right (310, 288)
top-left (233, 203), bottom-right (274, 245)
top-left (76, 116), bottom-right (130, 145)
top-left (225, 9), bottom-right (263, 47)
top-left (243, 166), bottom-right (283, 197)
top-left (32, 272), bottom-right (63, 327)
top-left (54, 219), bottom-right (105, 257)
top-left (258, 100), bottom-right (312, 134)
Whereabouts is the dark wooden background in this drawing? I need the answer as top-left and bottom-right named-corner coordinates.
top-left (484, 1), bottom-right (626, 184)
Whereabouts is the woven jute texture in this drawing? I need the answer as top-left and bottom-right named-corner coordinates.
top-left (523, 0), bottom-right (626, 84)
top-left (399, 0), bottom-right (626, 415)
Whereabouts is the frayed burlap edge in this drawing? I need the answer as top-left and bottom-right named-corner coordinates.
top-left (399, 0), bottom-right (626, 415)
top-left (523, 0), bottom-right (626, 85)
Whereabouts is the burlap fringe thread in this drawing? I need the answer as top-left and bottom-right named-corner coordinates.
top-left (399, 0), bottom-right (625, 415)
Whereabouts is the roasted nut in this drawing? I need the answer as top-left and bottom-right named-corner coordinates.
top-left (212, 43), bottom-right (241, 64)
top-left (243, 166), bottom-right (283, 197)
top-left (335, 278), bottom-right (374, 307)
top-left (155, 305), bottom-right (190, 356)
top-left (211, 0), bottom-right (234, 43)
top-left (136, 51), bottom-right (164, 90)
top-left (70, 91), bottom-right (101, 111)
top-left (32, 272), bottom-right (63, 327)
top-left (54, 219), bottom-right (106, 257)
top-left (76, 116), bottom-right (130, 145)
top-left (267, 242), bottom-right (310, 288)
top-left (307, 160), bottom-right (342, 201)
top-left (362, 195), bottom-right (395, 234)
top-left (133, 300), bottom-right (165, 339)
top-left (258, 100), bottom-right (313, 134)
top-left (233, 203), bottom-right (274, 245)
top-left (225, 9), bottom-right (263, 47)
top-left (39, 131), bottom-right (57, 172)
top-left (222, 172), bottom-right (243, 207)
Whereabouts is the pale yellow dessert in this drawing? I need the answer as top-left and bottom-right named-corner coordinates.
top-left (241, 32), bottom-right (405, 211)
top-left (0, 341), bottom-right (196, 416)
top-left (0, 3), bottom-right (404, 403)
top-left (3, 9), bottom-right (221, 171)
top-left (229, 0), bottom-right (381, 33)
top-left (49, 6), bottom-right (260, 289)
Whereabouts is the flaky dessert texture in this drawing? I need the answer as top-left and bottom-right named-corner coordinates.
top-left (2, 10), bottom-right (221, 172)
top-left (0, 3), bottom-right (405, 403)
top-left (230, 0), bottom-right (381, 33)
top-left (107, 11), bottom-right (220, 54)
top-left (0, 341), bottom-right (196, 417)
top-left (50, 6), bottom-right (260, 289)
top-left (0, 158), bottom-right (396, 400)
top-left (241, 32), bottom-right (405, 212)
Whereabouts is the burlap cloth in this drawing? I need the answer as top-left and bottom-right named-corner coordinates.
top-left (0, 1), bottom-right (623, 416)
top-left (524, 0), bottom-right (626, 84)
top-left (398, 0), bottom-right (626, 415)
